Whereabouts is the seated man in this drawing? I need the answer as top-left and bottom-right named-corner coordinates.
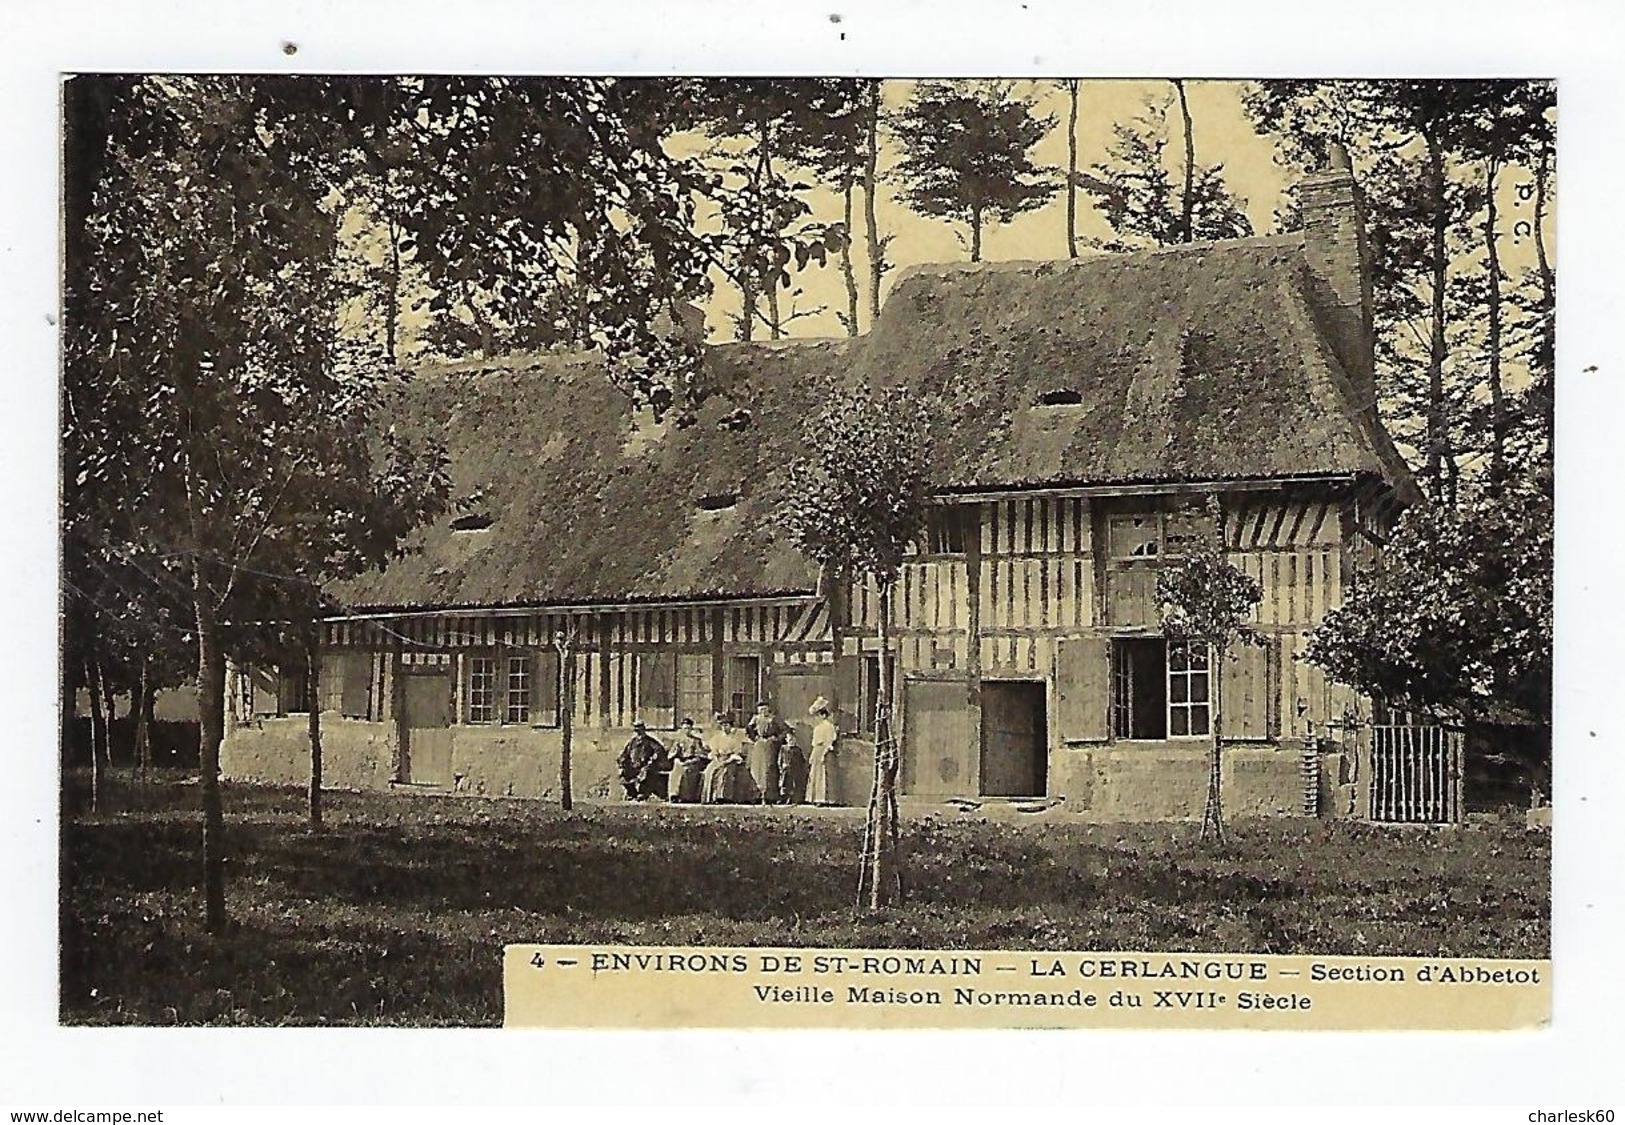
top-left (617, 720), bottom-right (670, 800)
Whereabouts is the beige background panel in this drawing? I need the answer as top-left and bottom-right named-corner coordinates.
top-left (505, 945), bottom-right (1549, 1031)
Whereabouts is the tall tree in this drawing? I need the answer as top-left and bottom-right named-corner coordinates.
top-left (1244, 80), bottom-right (1546, 503)
top-left (65, 75), bottom-right (449, 928)
top-left (781, 80), bottom-right (871, 335)
top-left (683, 79), bottom-right (845, 341)
top-left (1076, 92), bottom-right (1253, 250)
top-left (1062, 79), bottom-right (1082, 258)
top-left (890, 81), bottom-right (1058, 262)
top-left (781, 387), bottom-right (931, 909)
top-left (861, 80), bottom-right (890, 326)
top-left (1172, 79), bottom-right (1198, 243)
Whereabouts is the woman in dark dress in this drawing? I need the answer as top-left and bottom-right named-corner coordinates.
top-left (745, 703), bottom-right (786, 804)
top-left (668, 717), bottom-right (710, 803)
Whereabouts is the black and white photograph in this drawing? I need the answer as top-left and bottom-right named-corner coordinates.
top-left (51, 69), bottom-right (1562, 1030)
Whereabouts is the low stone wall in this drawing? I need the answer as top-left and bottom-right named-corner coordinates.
top-left (222, 716), bottom-right (394, 790)
top-left (1050, 742), bottom-right (1303, 821)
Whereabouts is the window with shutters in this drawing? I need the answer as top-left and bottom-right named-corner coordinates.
top-left (467, 656), bottom-right (497, 723)
top-left (676, 653), bottom-right (712, 726)
top-left (1165, 640), bottom-right (1211, 738)
top-left (1108, 637), bottom-right (1211, 740)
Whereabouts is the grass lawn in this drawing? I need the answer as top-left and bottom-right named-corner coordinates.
top-left (60, 774), bottom-right (1550, 1026)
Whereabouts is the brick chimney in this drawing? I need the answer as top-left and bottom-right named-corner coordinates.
top-left (1299, 142), bottom-right (1376, 409)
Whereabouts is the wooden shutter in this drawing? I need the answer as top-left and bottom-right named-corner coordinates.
top-left (1055, 636), bottom-right (1111, 742)
top-left (834, 655), bottom-right (860, 736)
top-left (249, 664), bottom-right (279, 717)
top-left (1220, 641), bottom-right (1274, 740)
top-left (535, 648), bottom-right (561, 727)
top-left (638, 650), bottom-right (676, 728)
top-left (340, 653), bottom-right (372, 719)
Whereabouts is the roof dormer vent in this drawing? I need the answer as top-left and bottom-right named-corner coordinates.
top-left (1035, 389), bottom-right (1083, 407)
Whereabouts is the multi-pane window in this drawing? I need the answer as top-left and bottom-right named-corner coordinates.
top-left (1166, 640), bottom-right (1211, 738)
top-left (726, 655), bottom-right (760, 721)
top-left (1108, 514), bottom-right (1163, 560)
top-left (1109, 637), bottom-right (1212, 740)
top-left (677, 653), bottom-right (712, 726)
top-left (506, 655), bottom-right (531, 725)
top-left (468, 656), bottom-right (497, 723)
top-left (1108, 508), bottom-right (1213, 561)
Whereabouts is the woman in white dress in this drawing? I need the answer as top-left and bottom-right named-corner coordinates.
top-left (702, 712), bottom-right (759, 804)
top-left (806, 696), bottom-right (840, 805)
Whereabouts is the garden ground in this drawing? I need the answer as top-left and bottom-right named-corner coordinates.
top-left (60, 772), bottom-right (1550, 1026)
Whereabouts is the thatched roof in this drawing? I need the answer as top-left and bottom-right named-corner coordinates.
top-left (337, 234), bottom-right (1413, 611)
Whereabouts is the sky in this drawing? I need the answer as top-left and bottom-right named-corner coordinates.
top-left (686, 79), bottom-right (1296, 343)
top-left (372, 78), bottom-right (1554, 356)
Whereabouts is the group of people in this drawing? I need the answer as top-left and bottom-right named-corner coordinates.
top-left (616, 698), bottom-right (841, 807)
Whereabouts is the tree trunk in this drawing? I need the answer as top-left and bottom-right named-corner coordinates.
top-left (1199, 642), bottom-right (1226, 845)
top-left (1484, 157), bottom-right (1507, 489)
top-left (1174, 79), bottom-right (1196, 244)
top-left (1424, 131), bottom-right (1453, 500)
top-left (307, 632), bottom-right (324, 832)
top-left (559, 646), bottom-right (575, 810)
top-left (86, 653), bottom-right (106, 813)
top-left (375, 81), bottom-right (400, 369)
top-left (970, 207), bottom-right (982, 263)
top-left (759, 117), bottom-right (783, 341)
top-left (194, 589), bottom-right (228, 934)
top-left (134, 654), bottom-right (151, 781)
top-left (863, 81), bottom-right (884, 327)
top-left (859, 581), bottom-right (901, 910)
top-left (840, 177), bottom-right (860, 335)
top-left (738, 269), bottom-right (757, 343)
top-left (1532, 145), bottom-right (1555, 447)
top-left (1065, 80), bottom-right (1080, 259)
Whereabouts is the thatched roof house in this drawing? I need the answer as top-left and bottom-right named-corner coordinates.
top-left (231, 153), bottom-right (1429, 821)
top-left (341, 228), bottom-right (1413, 615)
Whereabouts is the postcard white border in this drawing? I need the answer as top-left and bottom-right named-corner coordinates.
top-left (1, 0), bottom-right (1620, 1107)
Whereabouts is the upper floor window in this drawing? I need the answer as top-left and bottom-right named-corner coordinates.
top-left (924, 507), bottom-right (968, 556)
top-left (1108, 508), bottom-right (1214, 561)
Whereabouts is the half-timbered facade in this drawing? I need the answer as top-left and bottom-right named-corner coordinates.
top-left (222, 152), bottom-right (1415, 819)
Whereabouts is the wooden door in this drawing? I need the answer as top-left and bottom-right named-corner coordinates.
top-left (981, 680), bottom-right (1047, 797)
top-left (402, 670), bottom-right (453, 786)
top-left (900, 679), bottom-right (975, 797)
top-left (772, 667), bottom-right (833, 758)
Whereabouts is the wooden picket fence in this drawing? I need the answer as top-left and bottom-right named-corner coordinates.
top-left (1365, 724), bottom-right (1464, 824)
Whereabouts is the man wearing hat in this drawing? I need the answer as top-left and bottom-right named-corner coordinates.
top-left (807, 696), bottom-right (840, 805)
top-left (617, 719), bottom-right (670, 800)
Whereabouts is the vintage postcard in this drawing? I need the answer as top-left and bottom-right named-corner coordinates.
top-left (58, 75), bottom-right (1554, 1033)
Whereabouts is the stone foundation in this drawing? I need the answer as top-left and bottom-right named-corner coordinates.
top-left (1050, 742), bottom-right (1303, 821)
top-left (222, 714), bottom-right (879, 807)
